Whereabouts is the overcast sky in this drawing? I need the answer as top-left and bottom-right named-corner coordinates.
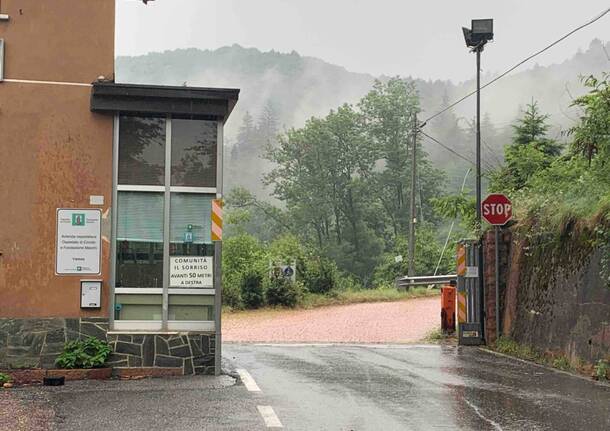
top-left (116, 0), bottom-right (610, 83)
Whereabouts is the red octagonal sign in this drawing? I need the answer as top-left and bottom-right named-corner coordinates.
top-left (482, 194), bottom-right (512, 226)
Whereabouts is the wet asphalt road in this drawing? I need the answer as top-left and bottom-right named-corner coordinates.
top-left (9, 344), bottom-right (610, 430)
top-left (225, 343), bottom-right (610, 431)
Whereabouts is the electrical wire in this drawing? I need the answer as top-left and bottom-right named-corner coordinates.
top-left (421, 6), bottom-right (610, 124)
top-left (420, 131), bottom-right (476, 166)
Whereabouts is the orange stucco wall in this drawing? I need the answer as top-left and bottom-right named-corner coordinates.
top-left (0, 0), bottom-right (115, 318)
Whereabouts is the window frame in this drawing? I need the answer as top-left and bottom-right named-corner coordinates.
top-left (110, 114), bottom-right (221, 332)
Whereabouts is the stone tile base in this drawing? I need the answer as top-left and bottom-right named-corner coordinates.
top-left (0, 318), bottom-right (216, 375)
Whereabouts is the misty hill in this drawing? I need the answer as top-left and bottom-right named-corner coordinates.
top-left (116, 40), bottom-right (610, 194)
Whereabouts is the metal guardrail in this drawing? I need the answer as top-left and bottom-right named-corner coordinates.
top-left (395, 274), bottom-right (457, 288)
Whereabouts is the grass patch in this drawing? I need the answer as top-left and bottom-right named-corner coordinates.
top-left (299, 287), bottom-right (438, 309)
top-left (223, 287), bottom-right (439, 314)
top-left (493, 337), bottom-right (575, 373)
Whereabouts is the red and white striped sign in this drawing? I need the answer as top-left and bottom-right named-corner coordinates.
top-left (211, 199), bottom-right (223, 241)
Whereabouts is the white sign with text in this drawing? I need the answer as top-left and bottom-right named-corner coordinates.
top-left (56, 209), bottom-right (102, 275)
top-left (169, 256), bottom-right (213, 288)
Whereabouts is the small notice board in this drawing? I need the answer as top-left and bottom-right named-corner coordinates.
top-left (169, 256), bottom-right (213, 288)
top-left (56, 209), bottom-right (102, 275)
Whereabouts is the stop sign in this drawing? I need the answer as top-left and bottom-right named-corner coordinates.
top-left (481, 194), bottom-right (512, 225)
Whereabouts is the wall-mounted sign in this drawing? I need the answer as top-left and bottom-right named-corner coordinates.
top-left (169, 256), bottom-right (213, 288)
top-left (56, 209), bottom-right (102, 275)
top-left (81, 280), bottom-right (102, 309)
top-left (465, 266), bottom-right (478, 278)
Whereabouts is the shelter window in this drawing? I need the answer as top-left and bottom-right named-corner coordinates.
top-left (113, 115), bottom-right (218, 331)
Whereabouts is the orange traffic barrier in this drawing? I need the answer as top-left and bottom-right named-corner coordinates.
top-left (441, 283), bottom-right (456, 334)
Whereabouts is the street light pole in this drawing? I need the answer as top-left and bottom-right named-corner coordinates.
top-left (463, 18), bottom-right (493, 344)
top-left (475, 45), bottom-right (482, 231)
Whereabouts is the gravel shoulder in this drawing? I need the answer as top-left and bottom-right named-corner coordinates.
top-left (223, 295), bottom-right (440, 343)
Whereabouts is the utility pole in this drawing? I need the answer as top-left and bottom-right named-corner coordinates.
top-left (408, 113), bottom-right (418, 278)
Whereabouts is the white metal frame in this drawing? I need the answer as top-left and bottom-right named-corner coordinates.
top-left (110, 114), bottom-right (220, 332)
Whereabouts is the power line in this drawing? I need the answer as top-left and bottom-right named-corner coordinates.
top-left (420, 131), bottom-right (475, 166)
top-left (421, 7), bottom-right (610, 124)
top-left (421, 131), bottom-right (496, 177)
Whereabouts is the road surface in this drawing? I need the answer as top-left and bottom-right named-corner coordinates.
top-left (223, 296), bottom-right (439, 343)
top-left (224, 343), bottom-right (610, 431)
top-left (4, 343), bottom-right (609, 430)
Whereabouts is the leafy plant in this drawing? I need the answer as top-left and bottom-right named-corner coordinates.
top-left (55, 337), bottom-right (112, 369)
top-left (241, 270), bottom-right (264, 309)
top-left (0, 372), bottom-right (11, 385)
top-left (594, 359), bottom-right (609, 380)
top-left (265, 277), bottom-right (303, 307)
top-left (552, 356), bottom-right (572, 371)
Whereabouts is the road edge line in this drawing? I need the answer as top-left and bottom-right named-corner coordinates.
top-left (257, 405), bottom-right (283, 428)
top-left (236, 368), bottom-right (261, 392)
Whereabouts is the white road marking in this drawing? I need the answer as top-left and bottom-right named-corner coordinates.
top-left (236, 368), bottom-right (261, 392)
top-left (257, 405), bottom-right (283, 428)
top-left (463, 399), bottom-right (503, 431)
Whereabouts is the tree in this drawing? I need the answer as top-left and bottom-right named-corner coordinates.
top-left (491, 101), bottom-right (562, 192)
top-left (358, 77), bottom-right (445, 240)
top-left (512, 101), bottom-right (562, 157)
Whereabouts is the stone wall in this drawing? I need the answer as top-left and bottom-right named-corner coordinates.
top-left (0, 317), bottom-right (215, 375)
top-left (484, 228), bottom-right (610, 364)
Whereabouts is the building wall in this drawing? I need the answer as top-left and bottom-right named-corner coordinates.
top-left (0, 0), bottom-right (115, 319)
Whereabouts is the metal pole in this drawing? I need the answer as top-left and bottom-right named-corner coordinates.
top-left (494, 225), bottom-right (500, 339)
top-left (476, 45), bottom-right (486, 343)
top-left (408, 113), bottom-right (418, 278)
top-left (475, 48), bottom-right (482, 230)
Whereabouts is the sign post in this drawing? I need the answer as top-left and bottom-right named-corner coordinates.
top-left (481, 194), bottom-right (512, 340)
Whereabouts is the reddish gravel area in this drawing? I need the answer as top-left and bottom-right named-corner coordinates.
top-left (223, 296), bottom-right (439, 343)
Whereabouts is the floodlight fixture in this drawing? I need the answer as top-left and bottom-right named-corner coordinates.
top-left (463, 18), bottom-right (494, 48)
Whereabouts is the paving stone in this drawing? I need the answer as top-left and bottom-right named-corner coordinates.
top-left (118, 335), bottom-right (132, 342)
top-left (65, 330), bottom-right (81, 342)
top-left (154, 355), bottom-right (183, 368)
top-left (128, 355), bottom-right (142, 367)
top-left (65, 318), bottom-right (80, 334)
top-left (80, 323), bottom-right (107, 340)
top-left (0, 332), bottom-right (6, 348)
top-left (40, 353), bottom-right (59, 368)
top-left (184, 358), bottom-right (194, 375)
top-left (0, 319), bottom-right (23, 333)
top-left (142, 336), bottom-right (154, 366)
top-left (42, 342), bottom-right (66, 355)
top-left (132, 335), bottom-right (144, 344)
top-left (155, 336), bottom-right (169, 356)
top-left (193, 355), bottom-right (214, 367)
top-left (115, 342), bottom-right (141, 356)
top-left (189, 337), bottom-right (203, 357)
top-left (168, 337), bottom-right (184, 348)
top-left (107, 352), bottom-right (128, 362)
top-left (45, 328), bottom-right (66, 344)
top-left (169, 344), bottom-right (191, 358)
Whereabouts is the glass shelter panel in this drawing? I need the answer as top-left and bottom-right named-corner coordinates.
top-left (115, 191), bottom-right (164, 288)
top-left (118, 116), bottom-right (166, 186)
top-left (171, 119), bottom-right (217, 187)
top-left (168, 295), bottom-right (214, 321)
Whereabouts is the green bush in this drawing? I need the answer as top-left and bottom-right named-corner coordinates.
top-left (0, 372), bottom-right (11, 385)
top-left (303, 258), bottom-right (338, 294)
top-left (55, 337), bottom-right (112, 369)
top-left (223, 281), bottom-right (243, 309)
top-left (265, 277), bottom-right (303, 307)
top-left (241, 271), bottom-right (264, 309)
